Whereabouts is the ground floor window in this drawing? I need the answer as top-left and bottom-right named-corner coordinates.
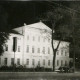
top-left (61, 60), bottom-right (63, 66)
top-left (32, 59), bottom-right (35, 66)
top-left (48, 60), bottom-right (50, 66)
top-left (4, 58), bottom-right (7, 65)
top-left (65, 61), bottom-right (67, 66)
top-left (57, 60), bottom-right (59, 66)
top-left (43, 59), bottom-right (45, 65)
top-left (11, 58), bottom-right (14, 65)
top-left (17, 58), bottom-right (20, 65)
top-left (26, 59), bottom-right (29, 65)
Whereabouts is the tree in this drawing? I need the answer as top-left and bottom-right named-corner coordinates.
top-left (0, 5), bottom-right (9, 55)
top-left (38, 4), bottom-right (72, 71)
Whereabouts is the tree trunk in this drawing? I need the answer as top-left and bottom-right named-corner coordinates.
top-left (53, 50), bottom-right (56, 71)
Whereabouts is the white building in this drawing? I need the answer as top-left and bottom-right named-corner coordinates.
top-left (0, 21), bottom-right (70, 70)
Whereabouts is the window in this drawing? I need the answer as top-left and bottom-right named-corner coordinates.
top-left (33, 36), bottom-right (35, 41)
top-left (43, 59), bottom-right (45, 65)
top-left (65, 61), bottom-right (67, 66)
top-left (5, 44), bottom-right (8, 51)
top-left (11, 58), bottom-right (14, 65)
top-left (32, 46), bottom-right (34, 53)
top-left (48, 47), bottom-right (50, 54)
top-left (57, 60), bottom-right (59, 66)
top-left (48, 60), bottom-right (50, 66)
top-left (32, 59), bottom-right (35, 66)
top-left (38, 36), bottom-right (40, 42)
top-left (4, 58), bottom-right (7, 65)
top-left (17, 58), bottom-right (20, 65)
top-left (61, 50), bottom-right (63, 55)
top-left (38, 60), bottom-right (40, 66)
top-left (43, 47), bottom-right (45, 54)
top-left (27, 35), bottom-right (29, 40)
top-left (43, 38), bottom-right (45, 42)
top-left (61, 60), bottom-right (63, 66)
top-left (26, 59), bottom-right (29, 65)
top-left (65, 50), bottom-right (67, 56)
top-left (37, 48), bottom-right (40, 53)
top-left (48, 39), bottom-right (50, 42)
top-left (26, 45), bottom-right (29, 53)
top-left (18, 46), bottom-right (20, 52)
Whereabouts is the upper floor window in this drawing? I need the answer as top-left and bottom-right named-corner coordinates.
top-left (4, 58), bottom-right (7, 65)
top-left (48, 39), bottom-right (50, 43)
top-left (5, 44), bottom-right (8, 51)
top-left (37, 48), bottom-right (40, 53)
top-left (65, 50), bottom-right (67, 56)
top-left (43, 47), bottom-right (45, 54)
top-left (38, 36), bottom-right (40, 42)
top-left (27, 35), bottom-right (29, 40)
top-left (61, 50), bottom-right (63, 55)
top-left (17, 58), bottom-right (20, 65)
top-left (43, 38), bottom-right (45, 42)
top-left (33, 36), bottom-right (35, 41)
top-left (26, 59), bottom-right (29, 65)
top-left (48, 47), bottom-right (50, 54)
top-left (32, 46), bottom-right (34, 53)
top-left (26, 45), bottom-right (29, 53)
top-left (18, 46), bottom-right (20, 52)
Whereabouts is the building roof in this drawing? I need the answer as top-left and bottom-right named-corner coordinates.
top-left (13, 21), bottom-right (52, 33)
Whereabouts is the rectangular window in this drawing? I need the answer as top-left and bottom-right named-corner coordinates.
top-left (26, 45), bottom-right (29, 53)
top-left (38, 36), bottom-right (40, 42)
top-left (26, 59), bottom-right (29, 65)
top-left (4, 58), bottom-right (7, 65)
top-left (32, 46), bottom-right (34, 53)
top-left (32, 59), bottom-right (35, 66)
top-left (43, 59), bottom-right (45, 65)
top-left (17, 58), bottom-right (20, 65)
top-left (48, 39), bottom-right (50, 42)
top-left (61, 60), bottom-right (63, 66)
top-left (61, 50), bottom-right (63, 55)
top-left (65, 61), bottom-right (67, 66)
top-left (27, 35), bottom-right (29, 40)
top-left (33, 36), bottom-right (35, 41)
top-left (11, 58), bottom-right (14, 65)
top-left (57, 60), bottom-right (59, 66)
top-left (38, 60), bottom-right (40, 66)
top-left (37, 48), bottom-right (40, 53)
top-left (65, 50), bottom-right (67, 56)
top-left (18, 46), bottom-right (20, 52)
top-left (5, 44), bottom-right (8, 51)
top-left (48, 47), bottom-right (50, 54)
top-left (43, 38), bottom-right (45, 42)
top-left (48, 60), bottom-right (50, 66)
top-left (43, 47), bottom-right (45, 54)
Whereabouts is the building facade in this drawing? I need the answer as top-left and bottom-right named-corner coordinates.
top-left (0, 21), bottom-right (70, 70)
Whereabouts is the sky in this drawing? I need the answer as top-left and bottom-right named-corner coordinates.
top-left (0, 1), bottom-right (49, 31)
